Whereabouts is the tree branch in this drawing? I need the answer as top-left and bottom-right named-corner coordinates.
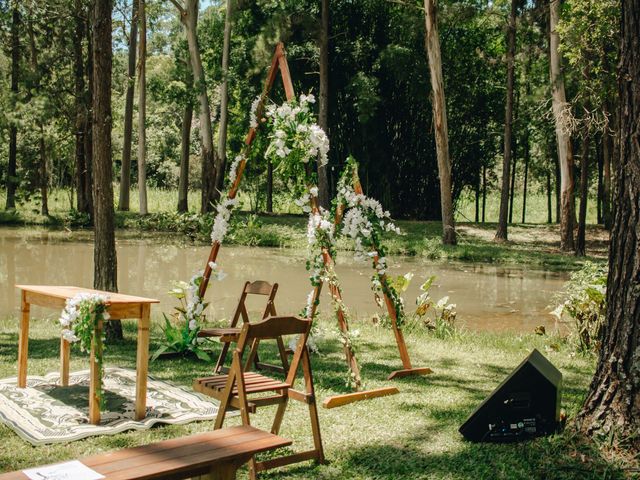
top-left (169, 0), bottom-right (185, 16)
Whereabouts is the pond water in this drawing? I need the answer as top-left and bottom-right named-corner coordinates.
top-left (0, 228), bottom-right (568, 333)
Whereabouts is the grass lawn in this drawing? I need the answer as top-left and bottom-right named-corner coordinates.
top-left (0, 315), bottom-right (635, 479)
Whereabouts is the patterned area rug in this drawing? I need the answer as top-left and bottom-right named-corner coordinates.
top-left (0, 367), bottom-right (227, 445)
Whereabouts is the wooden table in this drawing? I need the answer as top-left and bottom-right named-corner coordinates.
top-left (0, 425), bottom-right (292, 480)
top-left (15, 285), bottom-right (159, 425)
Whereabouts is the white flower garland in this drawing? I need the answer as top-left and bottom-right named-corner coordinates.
top-left (227, 154), bottom-right (244, 186)
top-left (249, 94), bottom-right (261, 129)
top-left (210, 197), bottom-right (239, 245)
top-left (59, 293), bottom-right (110, 344)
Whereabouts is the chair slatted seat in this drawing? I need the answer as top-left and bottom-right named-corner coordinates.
top-left (193, 315), bottom-right (324, 479)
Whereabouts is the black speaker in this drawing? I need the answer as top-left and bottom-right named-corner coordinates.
top-left (459, 348), bottom-right (562, 442)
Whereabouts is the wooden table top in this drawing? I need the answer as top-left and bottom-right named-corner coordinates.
top-left (16, 285), bottom-right (159, 305)
top-left (0, 426), bottom-right (292, 480)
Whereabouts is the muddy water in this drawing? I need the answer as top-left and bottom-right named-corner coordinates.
top-left (0, 228), bottom-right (568, 332)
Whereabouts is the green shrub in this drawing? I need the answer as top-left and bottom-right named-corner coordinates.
top-left (553, 262), bottom-right (607, 352)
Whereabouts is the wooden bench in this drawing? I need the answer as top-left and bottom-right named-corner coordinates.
top-left (0, 426), bottom-right (291, 480)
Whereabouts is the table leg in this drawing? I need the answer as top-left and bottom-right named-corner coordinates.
top-left (135, 304), bottom-right (151, 421)
top-left (17, 293), bottom-right (30, 388)
top-left (60, 338), bottom-right (70, 386)
top-left (89, 319), bottom-right (103, 425)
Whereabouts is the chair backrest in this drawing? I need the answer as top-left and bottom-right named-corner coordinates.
top-left (239, 315), bottom-right (311, 342)
top-left (244, 280), bottom-right (277, 296)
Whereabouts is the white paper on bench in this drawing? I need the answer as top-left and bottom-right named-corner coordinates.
top-left (23, 460), bottom-right (105, 480)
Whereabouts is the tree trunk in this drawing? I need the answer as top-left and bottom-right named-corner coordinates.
top-left (602, 105), bottom-right (613, 230)
top-left (177, 90), bottom-right (193, 213)
top-left (92, 0), bottom-right (121, 342)
top-left (549, 0), bottom-right (575, 251)
top-left (481, 165), bottom-right (486, 223)
top-left (118, 0), bottom-right (138, 211)
top-left (266, 159), bottom-right (273, 213)
top-left (575, 131), bottom-right (589, 256)
top-left (474, 177), bottom-right (479, 223)
top-left (508, 138), bottom-right (517, 224)
top-left (26, 14), bottom-right (49, 217)
top-left (317, 0), bottom-right (331, 210)
top-left (216, 0), bottom-right (232, 195)
top-left (5, 6), bottom-right (19, 211)
top-left (546, 169), bottom-right (552, 223)
top-left (178, 0), bottom-right (219, 213)
top-left (578, 0), bottom-right (640, 445)
top-left (596, 135), bottom-right (603, 224)
top-left (137, 0), bottom-right (148, 215)
top-left (495, 0), bottom-right (516, 241)
top-left (39, 127), bottom-right (48, 216)
top-left (82, 12), bottom-right (94, 218)
top-left (423, 0), bottom-right (456, 245)
top-left (74, 1), bottom-right (90, 216)
top-left (522, 130), bottom-right (529, 223)
top-left (555, 146), bottom-right (560, 222)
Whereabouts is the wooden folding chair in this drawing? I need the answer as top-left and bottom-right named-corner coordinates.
top-left (198, 280), bottom-right (289, 374)
top-left (193, 316), bottom-right (324, 479)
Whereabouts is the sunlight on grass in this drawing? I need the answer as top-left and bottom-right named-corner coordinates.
top-left (0, 313), bottom-right (630, 479)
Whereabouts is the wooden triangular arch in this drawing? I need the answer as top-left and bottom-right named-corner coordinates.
top-left (199, 42), bottom-right (431, 408)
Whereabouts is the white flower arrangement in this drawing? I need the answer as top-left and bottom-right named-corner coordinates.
top-left (264, 93), bottom-right (330, 168)
top-left (210, 197), bottom-right (239, 245)
top-left (59, 293), bottom-right (110, 347)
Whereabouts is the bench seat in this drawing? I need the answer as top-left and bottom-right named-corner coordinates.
top-left (0, 426), bottom-right (291, 480)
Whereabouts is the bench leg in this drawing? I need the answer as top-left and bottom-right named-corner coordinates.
top-left (207, 460), bottom-right (242, 480)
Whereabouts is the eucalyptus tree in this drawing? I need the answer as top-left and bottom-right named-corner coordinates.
top-left (423, 0), bottom-right (456, 245)
top-left (216, 0), bottom-right (232, 195)
top-left (137, 0), bottom-right (148, 215)
top-left (169, 0), bottom-right (220, 213)
top-left (556, 0), bottom-right (619, 252)
top-left (118, 0), bottom-right (137, 211)
top-left (495, 0), bottom-right (519, 241)
top-left (5, 2), bottom-right (19, 210)
top-left (549, 0), bottom-right (574, 251)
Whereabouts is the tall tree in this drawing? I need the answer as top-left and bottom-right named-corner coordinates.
top-left (25, 11), bottom-right (48, 216)
top-left (495, 0), bottom-right (518, 241)
top-left (92, 0), bottom-right (121, 341)
top-left (82, 8), bottom-right (94, 217)
top-left (578, 0), bottom-right (640, 446)
top-left (137, 0), bottom-right (148, 215)
top-left (549, 0), bottom-right (575, 251)
top-left (5, 4), bottom-right (20, 211)
top-left (118, 0), bottom-right (138, 211)
top-left (216, 0), bottom-right (232, 195)
top-left (74, 0), bottom-right (92, 216)
top-left (423, 0), bottom-right (456, 245)
top-left (177, 66), bottom-right (193, 213)
top-left (170, 0), bottom-right (220, 213)
top-left (317, 0), bottom-right (330, 209)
